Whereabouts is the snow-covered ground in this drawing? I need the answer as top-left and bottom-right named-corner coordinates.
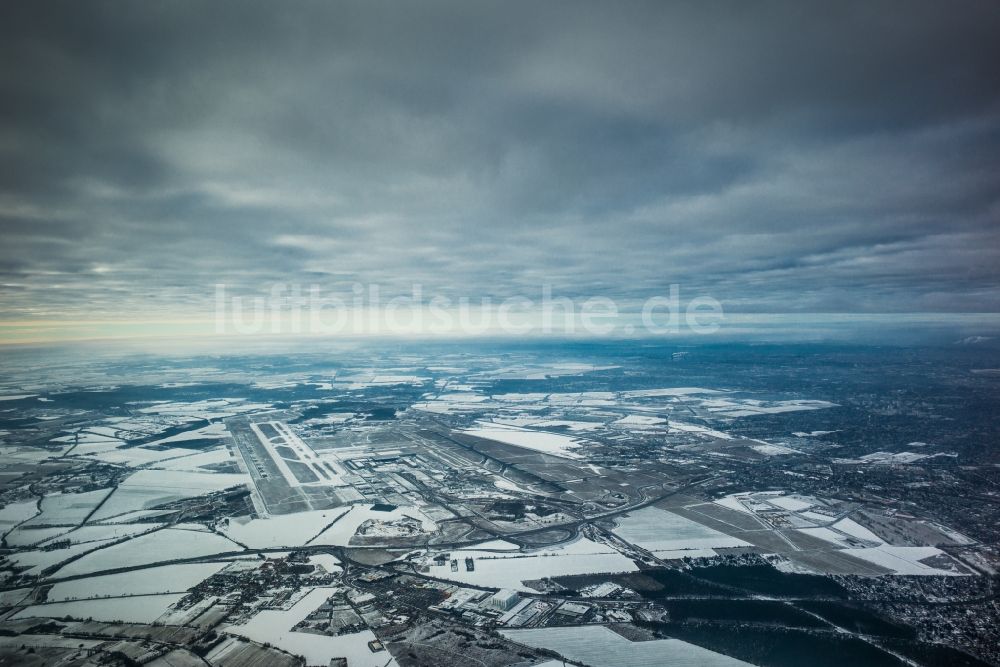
top-left (223, 503), bottom-right (437, 549)
top-left (21, 489), bottom-right (111, 527)
top-left (462, 422), bottom-right (584, 459)
top-left (0, 499), bottom-right (41, 534)
top-left (221, 507), bottom-right (352, 548)
top-left (767, 495), bottom-right (817, 512)
top-left (668, 421), bottom-right (734, 440)
top-left (311, 504), bottom-right (437, 544)
top-left (842, 546), bottom-right (967, 576)
top-left (612, 506), bottom-right (749, 554)
top-left (6, 539), bottom-right (117, 575)
top-left (143, 422), bottom-right (228, 447)
top-left (422, 537), bottom-right (637, 591)
top-left (612, 415), bottom-right (667, 429)
top-left (226, 586), bottom-right (398, 667)
top-left (620, 388), bottom-right (724, 398)
top-left (751, 443), bottom-right (802, 456)
top-left (47, 562), bottom-right (227, 601)
top-left (154, 447), bottom-right (234, 471)
top-left (14, 594), bottom-right (185, 624)
top-left (38, 522), bottom-right (163, 546)
top-left (53, 527), bottom-right (237, 576)
top-left (713, 492), bottom-right (969, 576)
top-left (503, 625), bottom-right (752, 667)
top-left (90, 469), bottom-right (248, 522)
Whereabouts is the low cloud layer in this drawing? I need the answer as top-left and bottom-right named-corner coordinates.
top-left (1, 1), bottom-right (999, 327)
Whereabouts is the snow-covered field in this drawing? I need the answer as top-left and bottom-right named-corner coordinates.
top-left (422, 537), bottom-right (637, 591)
top-left (493, 477), bottom-right (535, 494)
top-left (154, 447), bottom-right (234, 471)
top-left (311, 504), bottom-right (437, 544)
top-left (714, 491), bottom-right (810, 515)
top-left (667, 421), bottom-right (734, 440)
top-left (714, 492), bottom-right (969, 576)
top-left (830, 518), bottom-right (883, 543)
top-left (90, 469), bottom-right (247, 521)
top-left (54, 527), bottom-right (237, 576)
top-left (766, 495), bottom-right (817, 512)
top-left (621, 387), bottom-right (724, 398)
top-left (138, 398), bottom-right (272, 421)
top-left (21, 489), bottom-right (111, 527)
top-left (0, 500), bottom-right (43, 544)
top-left (842, 545), bottom-right (967, 576)
top-left (47, 562), bottom-right (227, 601)
top-left (699, 398), bottom-right (837, 418)
top-left (221, 507), bottom-right (352, 548)
top-left (751, 443), bottom-right (802, 456)
top-left (144, 422), bottom-right (228, 447)
top-left (3, 525), bottom-right (67, 547)
top-left (223, 503), bottom-right (437, 549)
top-left (14, 594), bottom-right (185, 624)
top-left (462, 423), bottom-right (584, 459)
top-left (307, 554), bottom-right (341, 574)
top-left (503, 625), bottom-right (752, 667)
top-left (80, 444), bottom-right (207, 467)
top-left (39, 522), bottom-right (163, 546)
top-left (226, 586), bottom-right (399, 667)
top-left (6, 539), bottom-right (117, 575)
top-left (612, 415), bottom-right (667, 429)
top-left (612, 506), bottom-right (749, 554)
top-left (0, 499), bottom-right (39, 529)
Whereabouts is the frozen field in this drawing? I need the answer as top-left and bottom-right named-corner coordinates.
top-left (90, 469), bottom-right (248, 521)
top-left (751, 443), bottom-right (802, 456)
top-left (221, 507), bottom-right (352, 548)
top-left (0, 589), bottom-right (31, 608)
top-left (21, 488), bottom-right (111, 527)
top-left (0, 499), bottom-right (39, 532)
top-left (6, 538), bottom-right (117, 575)
top-left (14, 594), bottom-right (185, 624)
top-left (54, 527), bottom-right (237, 576)
top-left (307, 554), bottom-right (341, 573)
top-left (796, 518), bottom-right (883, 548)
top-left (711, 492), bottom-right (970, 575)
top-left (226, 586), bottom-right (399, 667)
top-left (698, 398), bottom-right (838, 417)
top-left (4, 525), bottom-right (67, 547)
top-left (311, 503), bottom-right (438, 544)
top-left (423, 537), bottom-right (637, 591)
top-left (39, 521), bottom-right (163, 546)
top-left (462, 422), bottom-right (584, 458)
top-left (82, 444), bottom-right (206, 467)
top-left (137, 398), bottom-right (272, 421)
top-left (502, 625), bottom-right (752, 667)
top-left (222, 503), bottom-right (437, 548)
top-left (766, 495), bottom-right (818, 512)
top-left (842, 545), bottom-right (967, 576)
top-left (713, 491), bottom-right (821, 516)
top-left (47, 562), bottom-right (228, 601)
top-left (612, 415), bottom-right (667, 429)
top-left (621, 387), bottom-right (724, 397)
top-left (155, 447), bottom-right (233, 471)
top-left (612, 506), bottom-right (749, 554)
top-left (144, 422), bottom-right (228, 446)
top-left (667, 421), bottom-right (734, 440)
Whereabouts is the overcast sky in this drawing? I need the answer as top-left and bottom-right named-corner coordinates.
top-left (1, 1), bottom-right (999, 337)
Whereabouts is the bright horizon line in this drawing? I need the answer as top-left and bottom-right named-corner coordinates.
top-left (1, 311), bottom-right (998, 346)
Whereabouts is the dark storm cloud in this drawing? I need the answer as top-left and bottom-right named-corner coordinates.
top-left (1, 0), bottom-right (999, 321)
